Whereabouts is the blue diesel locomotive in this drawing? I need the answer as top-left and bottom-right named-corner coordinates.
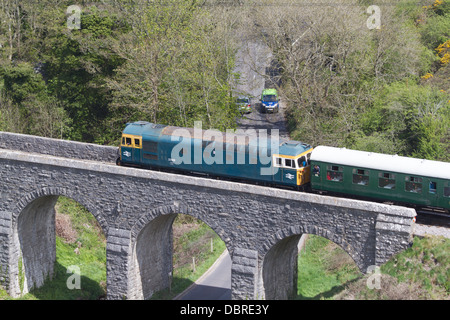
top-left (117, 121), bottom-right (313, 188)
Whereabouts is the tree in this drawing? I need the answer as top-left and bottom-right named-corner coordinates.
top-left (106, 0), bottom-right (239, 131)
top-left (40, 5), bottom-right (127, 143)
top-left (247, 0), bottom-right (437, 151)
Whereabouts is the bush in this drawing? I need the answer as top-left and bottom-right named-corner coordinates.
top-left (420, 14), bottom-right (450, 50)
top-left (354, 80), bottom-right (449, 160)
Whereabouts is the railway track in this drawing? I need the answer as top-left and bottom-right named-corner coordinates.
top-left (416, 209), bottom-right (450, 228)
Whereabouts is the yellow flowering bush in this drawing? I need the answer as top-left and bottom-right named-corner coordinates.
top-left (421, 72), bottom-right (434, 80)
top-left (436, 40), bottom-right (450, 65)
top-left (422, 0), bottom-right (443, 10)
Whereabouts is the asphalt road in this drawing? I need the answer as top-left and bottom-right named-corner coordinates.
top-left (175, 250), bottom-right (231, 300)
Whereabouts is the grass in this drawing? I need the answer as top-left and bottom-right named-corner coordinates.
top-left (296, 235), bottom-right (361, 299)
top-left (297, 235), bottom-right (450, 300)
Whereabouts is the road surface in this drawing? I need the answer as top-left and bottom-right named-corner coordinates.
top-left (175, 250), bottom-right (231, 300)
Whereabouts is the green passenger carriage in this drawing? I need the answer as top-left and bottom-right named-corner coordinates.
top-left (310, 146), bottom-right (450, 211)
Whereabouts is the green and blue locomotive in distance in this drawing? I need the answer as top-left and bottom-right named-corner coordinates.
top-left (118, 121), bottom-right (450, 212)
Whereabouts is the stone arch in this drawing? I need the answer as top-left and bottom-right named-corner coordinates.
top-left (262, 224), bottom-right (363, 270)
top-left (12, 186), bottom-right (109, 236)
top-left (260, 224), bottom-right (363, 300)
top-left (128, 203), bottom-right (232, 300)
top-left (9, 186), bottom-right (108, 297)
top-left (130, 202), bottom-right (231, 250)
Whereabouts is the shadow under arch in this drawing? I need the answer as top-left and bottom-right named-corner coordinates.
top-left (261, 224), bottom-right (362, 300)
top-left (128, 203), bottom-right (232, 300)
top-left (10, 187), bottom-right (108, 297)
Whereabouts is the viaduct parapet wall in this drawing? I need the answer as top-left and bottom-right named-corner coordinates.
top-left (0, 131), bottom-right (118, 163)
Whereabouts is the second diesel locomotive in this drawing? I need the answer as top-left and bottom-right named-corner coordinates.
top-left (117, 121), bottom-right (450, 212)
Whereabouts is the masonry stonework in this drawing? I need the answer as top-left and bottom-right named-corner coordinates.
top-left (0, 133), bottom-right (416, 300)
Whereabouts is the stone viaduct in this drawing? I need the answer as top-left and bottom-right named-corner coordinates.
top-left (0, 132), bottom-right (416, 300)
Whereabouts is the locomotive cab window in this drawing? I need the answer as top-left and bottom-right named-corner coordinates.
top-left (326, 165), bottom-right (343, 182)
top-left (276, 157), bottom-right (282, 166)
top-left (274, 156), bottom-right (298, 169)
top-left (352, 169), bottom-right (369, 186)
top-left (121, 135), bottom-right (142, 148)
top-left (297, 156), bottom-right (307, 168)
top-left (285, 159), bottom-right (296, 169)
top-left (405, 176), bottom-right (422, 193)
top-left (378, 172), bottom-right (396, 190)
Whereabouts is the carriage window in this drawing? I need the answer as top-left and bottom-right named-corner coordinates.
top-left (125, 137), bottom-right (132, 146)
top-left (326, 165), bottom-right (343, 182)
top-left (312, 165), bottom-right (320, 177)
top-left (122, 137), bottom-right (125, 145)
top-left (352, 169), bottom-right (369, 186)
top-left (405, 176), bottom-right (422, 193)
top-left (134, 139), bottom-right (141, 147)
top-left (429, 181), bottom-right (437, 194)
top-left (378, 172), bottom-right (396, 190)
top-left (444, 182), bottom-right (450, 198)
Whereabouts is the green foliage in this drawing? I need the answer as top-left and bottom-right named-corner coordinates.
top-left (296, 235), bottom-right (360, 299)
top-left (0, 62), bottom-right (72, 137)
top-left (41, 8), bottom-right (127, 142)
top-left (381, 236), bottom-right (450, 296)
top-left (0, 62), bottom-right (46, 104)
top-left (0, 110), bottom-right (4, 131)
top-left (298, 235), bottom-right (449, 300)
top-left (273, 0), bottom-right (450, 162)
top-left (420, 13), bottom-right (450, 50)
top-left (0, 1), bottom-right (239, 143)
top-left (107, 0), bottom-right (237, 132)
top-left (354, 80), bottom-right (450, 160)
top-left (353, 81), bottom-right (450, 161)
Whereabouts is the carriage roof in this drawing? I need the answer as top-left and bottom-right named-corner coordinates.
top-left (311, 146), bottom-right (450, 180)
